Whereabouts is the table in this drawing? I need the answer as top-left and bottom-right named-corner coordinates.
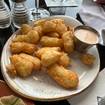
top-left (0, 0), bottom-right (105, 105)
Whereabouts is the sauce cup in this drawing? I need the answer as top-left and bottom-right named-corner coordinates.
top-left (74, 25), bottom-right (100, 52)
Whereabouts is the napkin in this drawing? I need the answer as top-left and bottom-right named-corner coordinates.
top-left (78, 0), bottom-right (105, 45)
top-left (0, 95), bottom-right (26, 105)
top-left (68, 68), bottom-right (105, 105)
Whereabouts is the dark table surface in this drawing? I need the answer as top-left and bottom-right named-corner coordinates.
top-left (0, 0), bottom-right (105, 105)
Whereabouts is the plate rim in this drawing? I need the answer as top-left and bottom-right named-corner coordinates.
top-left (1, 15), bottom-right (100, 101)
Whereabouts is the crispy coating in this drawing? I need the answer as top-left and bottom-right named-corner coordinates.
top-left (19, 53), bottom-right (41, 70)
top-left (40, 36), bottom-right (63, 47)
top-left (33, 26), bottom-right (43, 37)
top-left (26, 30), bottom-right (39, 43)
top-left (13, 30), bottom-right (39, 44)
top-left (48, 19), bottom-right (67, 35)
top-left (80, 53), bottom-right (95, 65)
top-left (59, 52), bottom-right (71, 67)
top-left (62, 31), bottom-right (74, 54)
top-left (10, 55), bottom-right (33, 77)
top-left (67, 25), bottom-right (74, 34)
top-left (67, 27), bottom-right (74, 40)
top-left (6, 64), bottom-right (17, 78)
top-left (41, 50), bottom-right (61, 67)
top-left (50, 19), bottom-right (64, 24)
top-left (10, 42), bottom-right (37, 54)
top-left (20, 24), bottom-right (32, 34)
top-left (46, 32), bottom-right (60, 38)
top-left (35, 47), bottom-right (61, 58)
top-left (42, 20), bottom-right (56, 33)
top-left (33, 19), bottom-right (46, 26)
top-left (55, 22), bottom-right (67, 35)
top-left (34, 18), bottom-right (67, 35)
top-left (47, 64), bottom-right (79, 89)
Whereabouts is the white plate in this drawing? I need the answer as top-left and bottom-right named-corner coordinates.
top-left (1, 16), bottom-right (100, 101)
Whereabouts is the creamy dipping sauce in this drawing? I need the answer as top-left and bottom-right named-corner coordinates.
top-left (75, 29), bottom-right (99, 44)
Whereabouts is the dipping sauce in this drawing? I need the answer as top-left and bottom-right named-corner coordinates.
top-left (74, 29), bottom-right (99, 44)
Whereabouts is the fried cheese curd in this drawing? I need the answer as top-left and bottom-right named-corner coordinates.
top-left (7, 18), bottom-right (81, 89)
top-left (6, 64), bottom-right (17, 78)
top-left (59, 52), bottom-right (72, 67)
top-left (33, 19), bottom-right (46, 26)
top-left (19, 53), bottom-right (41, 71)
top-left (62, 31), bottom-right (74, 54)
top-left (47, 64), bottom-right (79, 89)
top-left (34, 18), bottom-right (67, 35)
top-left (35, 47), bottom-right (61, 58)
top-left (10, 42), bottom-right (37, 54)
top-left (10, 55), bottom-right (34, 77)
top-left (41, 50), bottom-right (61, 67)
top-left (46, 32), bottom-right (60, 38)
top-left (7, 54), bottom-right (41, 77)
top-left (33, 26), bottom-right (43, 37)
top-left (40, 36), bottom-right (63, 47)
top-left (13, 30), bottom-right (39, 44)
top-left (20, 24), bottom-right (32, 34)
top-left (50, 19), bottom-right (67, 35)
top-left (80, 53), bottom-right (95, 65)
top-left (42, 20), bottom-right (57, 33)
